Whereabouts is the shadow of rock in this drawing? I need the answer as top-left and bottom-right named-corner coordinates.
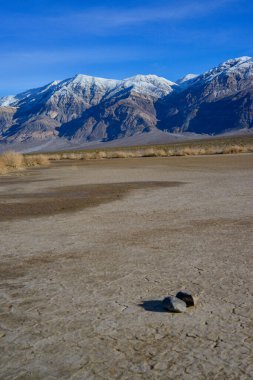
top-left (139, 300), bottom-right (167, 313)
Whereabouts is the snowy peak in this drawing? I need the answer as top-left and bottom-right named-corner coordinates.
top-left (213, 56), bottom-right (253, 75)
top-left (19, 80), bottom-right (60, 100)
top-left (198, 56), bottom-right (253, 84)
top-left (175, 57), bottom-right (253, 90)
top-left (0, 56), bottom-right (253, 148)
top-left (0, 95), bottom-right (17, 107)
top-left (51, 73), bottom-right (177, 101)
top-left (121, 74), bottom-right (177, 97)
top-left (0, 80), bottom-right (61, 108)
top-left (47, 75), bottom-right (121, 110)
top-left (125, 74), bottom-right (175, 86)
top-left (218, 56), bottom-right (252, 69)
top-left (157, 56), bottom-right (253, 136)
top-left (176, 74), bottom-right (199, 86)
top-left (65, 74), bottom-right (120, 90)
top-left (1, 56), bottom-right (252, 109)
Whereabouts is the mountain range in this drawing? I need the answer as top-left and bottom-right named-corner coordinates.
top-left (0, 56), bottom-right (252, 152)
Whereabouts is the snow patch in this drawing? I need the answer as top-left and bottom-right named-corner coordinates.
top-left (0, 95), bottom-right (17, 107)
top-left (177, 74), bottom-right (198, 85)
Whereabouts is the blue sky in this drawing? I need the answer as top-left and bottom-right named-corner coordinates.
top-left (0, 0), bottom-right (252, 96)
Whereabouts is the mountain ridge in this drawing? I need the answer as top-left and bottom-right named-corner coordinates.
top-left (0, 56), bottom-right (252, 151)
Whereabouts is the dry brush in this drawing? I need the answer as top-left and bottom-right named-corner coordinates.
top-left (0, 141), bottom-right (253, 176)
top-left (0, 151), bottom-right (50, 175)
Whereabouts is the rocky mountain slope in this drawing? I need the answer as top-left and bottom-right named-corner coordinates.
top-left (157, 57), bottom-right (253, 134)
top-left (0, 57), bottom-right (252, 151)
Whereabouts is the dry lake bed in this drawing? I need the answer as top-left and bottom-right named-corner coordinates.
top-left (0, 154), bottom-right (253, 379)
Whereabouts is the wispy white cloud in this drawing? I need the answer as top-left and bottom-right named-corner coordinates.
top-left (0, 0), bottom-right (249, 96)
top-left (46, 0), bottom-right (239, 33)
top-left (0, 0), bottom-right (239, 36)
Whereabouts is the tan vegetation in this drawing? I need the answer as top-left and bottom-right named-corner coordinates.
top-left (0, 151), bottom-right (49, 175)
top-left (46, 142), bottom-right (253, 162)
top-left (0, 137), bottom-right (253, 176)
top-left (1, 151), bottom-right (24, 168)
top-left (222, 144), bottom-right (249, 154)
top-left (0, 160), bottom-right (7, 175)
top-left (24, 154), bottom-right (50, 167)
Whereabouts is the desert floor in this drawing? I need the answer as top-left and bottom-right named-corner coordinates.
top-left (0, 154), bottom-right (252, 379)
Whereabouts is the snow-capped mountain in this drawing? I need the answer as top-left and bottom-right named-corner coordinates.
top-left (57, 74), bottom-right (176, 141)
top-left (0, 57), bottom-right (252, 150)
top-left (186, 56), bottom-right (253, 99)
top-left (157, 56), bottom-right (253, 134)
top-left (0, 74), bottom-right (177, 144)
top-left (200, 56), bottom-right (253, 83)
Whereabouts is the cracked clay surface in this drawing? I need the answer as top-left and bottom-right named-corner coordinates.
top-left (0, 155), bottom-right (253, 379)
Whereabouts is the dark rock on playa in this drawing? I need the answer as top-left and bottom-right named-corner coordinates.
top-left (162, 296), bottom-right (187, 313)
top-left (176, 291), bottom-right (195, 307)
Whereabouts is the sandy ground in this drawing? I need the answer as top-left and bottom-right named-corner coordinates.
top-left (0, 155), bottom-right (253, 379)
